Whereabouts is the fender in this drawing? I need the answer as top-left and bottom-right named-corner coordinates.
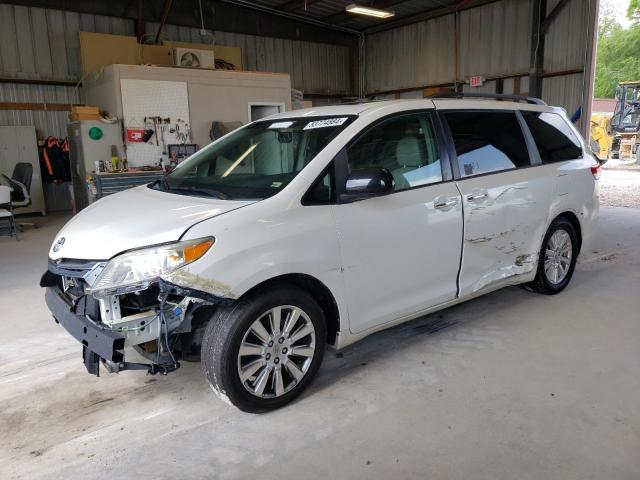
top-left (174, 190), bottom-right (351, 336)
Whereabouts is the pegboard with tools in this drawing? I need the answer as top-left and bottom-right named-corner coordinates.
top-left (120, 79), bottom-right (193, 166)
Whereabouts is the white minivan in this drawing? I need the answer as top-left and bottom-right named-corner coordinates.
top-left (43, 96), bottom-right (600, 412)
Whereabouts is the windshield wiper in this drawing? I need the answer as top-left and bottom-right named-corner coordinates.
top-left (168, 185), bottom-right (230, 200)
top-left (150, 177), bottom-right (172, 191)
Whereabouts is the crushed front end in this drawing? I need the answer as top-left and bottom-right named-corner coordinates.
top-left (42, 253), bottom-right (229, 377)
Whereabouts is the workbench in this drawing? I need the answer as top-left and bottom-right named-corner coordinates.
top-left (93, 170), bottom-right (164, 199)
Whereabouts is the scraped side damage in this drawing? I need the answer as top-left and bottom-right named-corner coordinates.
top-left (461, 182), bottom-right (544, 294)
top-left (470, 252), bottom-right (538, 292)
top-left (163, 269), bottom-right (237, 300)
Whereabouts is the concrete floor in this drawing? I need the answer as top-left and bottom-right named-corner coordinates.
top-left (1, 204), bottom-right (639, 480)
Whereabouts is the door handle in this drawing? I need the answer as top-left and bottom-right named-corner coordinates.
top-left (434, 198), bottom-right (458, 209)
top-left (467, 192), bottom-right (488, 202)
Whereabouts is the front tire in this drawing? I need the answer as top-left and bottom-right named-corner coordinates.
top-left (201, 283), bottom-right (326, 413)
top-left (527, 217), bottom-right (578, 295)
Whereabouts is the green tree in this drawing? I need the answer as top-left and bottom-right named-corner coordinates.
top-left (594, 1), bottom-right (640, 98)
top-left (628, 0), bottom-right (639, 20)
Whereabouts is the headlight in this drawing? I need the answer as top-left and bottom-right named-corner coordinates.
top-left (89, 237), bottom-right (214, 297)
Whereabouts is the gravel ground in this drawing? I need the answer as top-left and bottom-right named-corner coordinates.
top-left (600, 167), bottom-right (640, 208)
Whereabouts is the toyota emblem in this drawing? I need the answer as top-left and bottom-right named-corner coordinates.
top-left (53, 237), bottom-right (65, 253)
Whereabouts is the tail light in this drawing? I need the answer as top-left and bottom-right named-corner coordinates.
top-left (590, 162), bottom-right (601, 180)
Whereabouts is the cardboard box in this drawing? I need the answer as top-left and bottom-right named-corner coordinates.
top-left (79, 32), bottom-right (138, 77)
top-left (140, 45), bottom-right (174, 66)
top-left (79, 32), bottom-right (244, 76)
top-left (422, 86), bottom-right (456, 97)
top-left (71, 106), bottom-right (100, 115)
top-left (69, 113), bottom-right (101, 121)
top-left (69, 105), bottom-right (101, 121)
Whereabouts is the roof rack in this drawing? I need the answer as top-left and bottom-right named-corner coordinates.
top-left (428, 92), bottom-right (547, 106)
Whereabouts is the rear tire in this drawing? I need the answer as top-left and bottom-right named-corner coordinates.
top-left (527, 217), bottom-right (578, 295)
top-left (201, 283), bottom-right (326, 413)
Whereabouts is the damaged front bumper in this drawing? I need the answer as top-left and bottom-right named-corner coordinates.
top-left (42, 259), bottom-right (233, 377)
top-left (44, 285), bottom-right (182, 376)
top-left (45, 286), bottom-right (125, 372)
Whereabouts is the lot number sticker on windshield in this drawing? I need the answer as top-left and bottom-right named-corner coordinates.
top-left (303, 117), bottom-right (349, 130)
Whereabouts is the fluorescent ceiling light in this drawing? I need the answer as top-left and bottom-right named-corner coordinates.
top-left (345, 3), bottom-right (395, 19)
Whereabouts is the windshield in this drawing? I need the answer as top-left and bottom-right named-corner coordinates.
top-left (621, 109), bottom-right (640, 128)
top-left (159, 116), bottom-right (354, 200)
top-left (612, 85), bottom-right (640, 130)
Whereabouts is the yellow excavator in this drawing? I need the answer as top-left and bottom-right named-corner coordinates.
top-left (609, 81), bottom-right (640, 162)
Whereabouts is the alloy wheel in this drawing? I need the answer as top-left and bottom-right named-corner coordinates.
top-left (237, 305), bottom-right (316, 398)
top-left (544, 229), bottom-right (573, 284)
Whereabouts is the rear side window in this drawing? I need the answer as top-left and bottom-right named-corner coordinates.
top-left (444, 111), bottom-right (531, 177)
top-left (522, 111), bottom-right (583, 162)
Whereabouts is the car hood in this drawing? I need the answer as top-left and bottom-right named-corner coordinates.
top-left (49, 185), bottom-right (255, 260)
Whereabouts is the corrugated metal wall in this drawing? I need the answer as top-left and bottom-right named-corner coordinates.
top-left (0, 4), bottom-right (352, 140)
top-left (541, 73), bottom-right (583, 114)
top-left (457, 0), bottom-right (531, 79)
top-left (543, 0), bottom-right (589, 73)
top-left (364, 15), bottom-right (455, 93)
top-left (0, 4), bottom-right (134, 139)
top-left (364, 0), bottom-right (595, 123)
top-left (0, 4), bottom-right (351, 93)
top-left (541, 0), bottom-right (594, 128)
top-left (0, 4), bottom-right (135, 82)
top-left (0, 0), bottom-right (596, 138)
top-left (147, 22), bottom-right (353, 95)
top-left (365, 0), bottom-right (532, 94)
top-left (0, 83), bottom-right (81, 139)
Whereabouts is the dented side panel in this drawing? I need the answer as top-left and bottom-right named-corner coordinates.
top-left (456, 166), bottom-right (554, 296)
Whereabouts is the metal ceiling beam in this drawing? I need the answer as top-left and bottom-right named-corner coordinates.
top-left (2, 0), bottom-right (355, 45)
top-left (541, 0), bottom-right (571, 32)
top-left (135, 0), bottom-right (145, 41)
top-left (276, 0), bottom-right (323, 12)
top-left (154, 0), bottom-right (173, 44)
top-left (320, 0), bottom-right (407, 25)
top-left (529, 0), bottom-right (571, 98)
top-left (529, 0), bottom-right (547, 97)
top-left (222, 0), bottom-right (359, 34)
top-left (363, 0), bottom-right (502, 34)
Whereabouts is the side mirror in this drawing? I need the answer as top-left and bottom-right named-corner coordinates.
top-left (340, 168), bottom-right (394, 203)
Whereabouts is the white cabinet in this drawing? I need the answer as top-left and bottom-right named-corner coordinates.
top-left (0, 126), bottom-right (46, 215)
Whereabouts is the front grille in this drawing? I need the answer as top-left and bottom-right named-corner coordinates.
top-left (48, 258), bottom-right (107, 292)
top-left (48, 258), bottom-right (102, 278)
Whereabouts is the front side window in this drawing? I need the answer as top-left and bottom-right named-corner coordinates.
top-left (345, 113), bottom-right (442, 192)
top-left (522, 111), bottom-right (583, 162)
top-left (302, 166), bottom-right (334, 205)
top-left (444, 111), bottom-right (531, 177)
top-left (161, 116), bottom-right (354, 200)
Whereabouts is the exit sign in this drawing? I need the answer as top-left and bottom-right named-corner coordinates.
top-left (469, 76), bottom-right (485, 87)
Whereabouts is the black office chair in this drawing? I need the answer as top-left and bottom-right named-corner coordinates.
top-left (10, 162), bottom-right (37, 230)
